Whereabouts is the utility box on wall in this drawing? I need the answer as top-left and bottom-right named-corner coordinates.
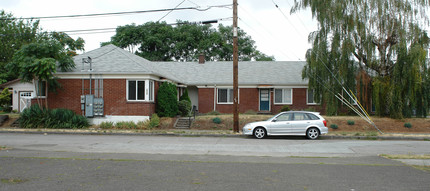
top-left (94, 98), bottom-right (104, 116)
top-left (85, 95), bottom-right (94, 117)
top-left (82, 95), bottom-right (104, 118)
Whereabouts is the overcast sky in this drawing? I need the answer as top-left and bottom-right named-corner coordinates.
top-left (1, 0), bottom-right (317, 61)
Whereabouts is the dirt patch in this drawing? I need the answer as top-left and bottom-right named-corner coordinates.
top-left (326, 116), bottom-right (430, 133)
top-left (0, 114), bottom-right (19, 128)
top-left (191, 114), bottom-right (430, 134)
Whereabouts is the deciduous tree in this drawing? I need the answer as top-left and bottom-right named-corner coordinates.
top-left (292, 0), bottom-right (430, 118)
top-left (105, 21), bottom-right (274, 62)
top-left (0, 10), bottom-right (39, 83)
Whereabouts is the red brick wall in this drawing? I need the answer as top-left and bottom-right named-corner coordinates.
top-left (198, 88), bottom-right (214, 113)
top-left (47, 79), bottom-right (158, 116)
top-left (271, 88), bottom-right (322, 113)
top-left (215, 88), bottom-right (259, 113)
top-left (197, 87), bottom-right (323, 114)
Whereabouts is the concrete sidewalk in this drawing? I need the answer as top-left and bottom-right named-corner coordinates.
top-left (1, 127), bottom-right (430, 140)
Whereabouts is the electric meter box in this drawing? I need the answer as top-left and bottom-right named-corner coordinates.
top-left (93, 98), bottom-right (104, 116)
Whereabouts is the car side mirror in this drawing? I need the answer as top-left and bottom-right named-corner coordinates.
top-left (272, 119), bottom-right (277, 122)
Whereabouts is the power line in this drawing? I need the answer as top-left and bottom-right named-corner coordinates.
top-left (239, 17), bottom-right (294, 61)
top-left (238, 5), bottom-right (300, 60)
top-left (158, 0), bottom-right (186, 22)
top-left (1, 5), bottom-right (232, 20)
top-left (58, 28), bottom-right (117, 33)
top-left (0, 18), bottom-right (233, 36)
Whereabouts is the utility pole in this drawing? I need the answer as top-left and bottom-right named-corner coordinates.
top-left (233, 0), bottom-right (239, 133)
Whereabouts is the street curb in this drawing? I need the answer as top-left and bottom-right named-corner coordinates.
top-left (321, 135), bottom-right (430, 141)
top-left (1, 129), bottom-right (429, 140)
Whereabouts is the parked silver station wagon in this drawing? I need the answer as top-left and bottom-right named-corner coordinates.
top-left (242, 111), bottom-right (328, 139)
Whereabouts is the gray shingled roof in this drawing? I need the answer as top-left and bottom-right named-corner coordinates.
top-left (63, 44), bottom-right (307, 86)
top-left (153, 61), bottom-right (308, 86)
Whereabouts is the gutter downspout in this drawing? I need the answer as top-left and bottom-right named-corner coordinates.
top-left (214, 84), bottom-right (217, 111)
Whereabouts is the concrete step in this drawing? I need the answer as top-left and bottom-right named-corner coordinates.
top-left (174, 118), bottom-right (193, 129)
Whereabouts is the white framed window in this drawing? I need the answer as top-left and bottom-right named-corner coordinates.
top-left (127, 80), bottom-right (154, 101)
top-left (274, 88), bottom-right (292, 104)
top-left (217, 88), bottom-right (234, 104)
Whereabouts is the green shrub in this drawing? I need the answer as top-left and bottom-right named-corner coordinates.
top-left (330, 124), bottom-right (338, 129)
top-left (179, 89), bottom-right (191, 103)
top-left (347, 120), bottom-right (355, 125)
top-left (206, 110), bottom-right (221, 115)
top-left (99, 121), bottom-right (114, 129)
top-left (19, 105), bottom-right (89, 129)
top-left (115, 121), bottom-right (137, 129)
top-left (280, 105), bottom-right (290, 112)
top-left (156, 82), bottom-right (179, 117)
top-left (212, 117), bottom-right (222, 124)
top-left (0, 88), bottom-right (11, 111)
top-left (178, 100), bottom-right (191, 117)
top-left (404, 122), bottom-right (412, 128)
top-left (149, 114), bottom-right (160, 128)
top-left (19, 105), bottom-right (46, 128)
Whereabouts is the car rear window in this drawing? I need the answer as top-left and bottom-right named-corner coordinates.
top-left (306, 113), bottom-right (320, 120)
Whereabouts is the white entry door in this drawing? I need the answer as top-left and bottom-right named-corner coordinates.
top-left (19, 92), bottom-right (33, 112)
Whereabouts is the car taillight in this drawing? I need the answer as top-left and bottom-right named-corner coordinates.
top-left (323, 120), bottom-right (327, 127)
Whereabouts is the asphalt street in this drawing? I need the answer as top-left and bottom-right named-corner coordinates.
top-left (0, 134), bottom-right (429, 190)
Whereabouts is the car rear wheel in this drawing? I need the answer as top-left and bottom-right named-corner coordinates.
top-left (254, 127), bottom-right (266, 139)
top-left (306, 128), bottom-right (319, 139)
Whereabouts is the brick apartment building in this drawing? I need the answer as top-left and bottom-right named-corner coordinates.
top-left (2, 45), bottom-right (320, 124)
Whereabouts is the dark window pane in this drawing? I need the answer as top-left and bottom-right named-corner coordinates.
top-left (308, 89), bottom-right (314, 103)
top-left (128, 81), bottom-right (136, 100)
top-left (137, 81), bottom-right (145, 100)
top-left (37, 81), bottom-right (46, 96)
top-left (218, 89), bottom-right (227, 103)
top-left (275, 89), bottom-right (282, 103)
top-left (307, 113), bottom-right (319, 120)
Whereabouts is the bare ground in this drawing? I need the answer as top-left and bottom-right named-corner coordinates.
top-left (189, 114), bottom-right (430, 134)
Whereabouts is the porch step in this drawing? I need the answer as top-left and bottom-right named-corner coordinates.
top-left (10, 118), bottom-right (20, 127)
top-left (257, 111), bottom-right (272, 115)
top-left (174, 117), bottom-right (193, 129)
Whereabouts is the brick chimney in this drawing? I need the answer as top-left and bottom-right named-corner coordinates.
top-left (198, 53), bottom-right (205, 64)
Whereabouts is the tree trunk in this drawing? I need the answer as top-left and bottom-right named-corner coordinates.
top-left (45, 80), bottom-right (48, 108)
top-left (34, 79), bottom-right (41, 108)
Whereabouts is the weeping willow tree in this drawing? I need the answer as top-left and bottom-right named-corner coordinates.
top-left (292, 0), bottom-right (430, 118)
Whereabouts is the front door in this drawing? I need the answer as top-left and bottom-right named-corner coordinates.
top-left (259, 89), bottom-right (270, 111)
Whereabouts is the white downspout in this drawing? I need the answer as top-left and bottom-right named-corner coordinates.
top-left (214, 84), bottom-right (217, 111)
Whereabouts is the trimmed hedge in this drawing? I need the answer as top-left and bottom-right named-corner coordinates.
top-left (156, 82), bottom-right (178, 117)
top-left (178, 100), bottom-right (191, 117)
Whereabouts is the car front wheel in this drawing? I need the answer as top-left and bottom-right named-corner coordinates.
top-left (306, 128), bottom-right (320, 139)
top-left (254, 127), bottom-right (267, 139)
